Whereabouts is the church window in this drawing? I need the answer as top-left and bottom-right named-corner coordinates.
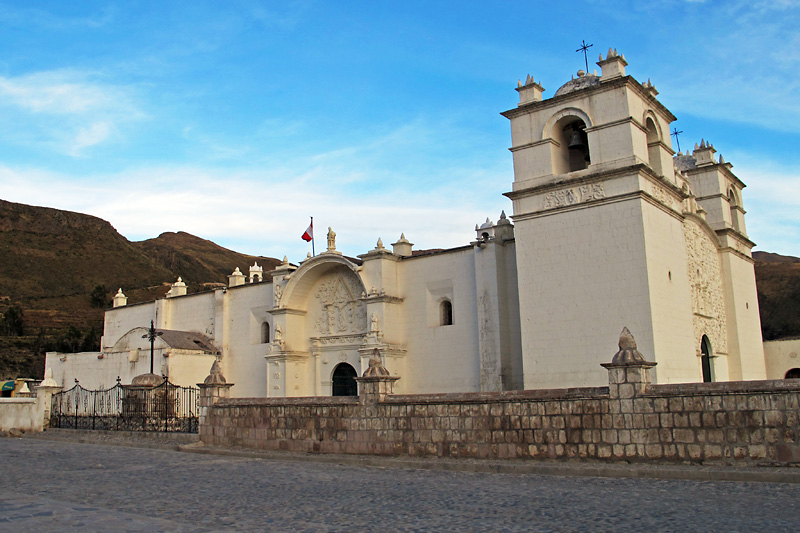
top-left (551, 116), bottom-right (590, 174)
top-left (645, 117), bottom-right (662, 176)
top-left (440, 299), bottom-right (453, 326)
top-left (728, 188), bottom-right (741, 231)
top-left (261, 322), bottom-right (270, 344)
top-left (332, 363), bottom-right (358, 396)
top-left (700, 335), bottom-right (714, 383)
top-left (785, 368), bottom-right (800, 379)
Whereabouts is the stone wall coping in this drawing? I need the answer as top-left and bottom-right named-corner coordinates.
top-left (0, 398), bottom-right (37, 404)
top-left (215, 396), bottom-right (359, 408)
top-left (384, 386), bottom-right (609, 405)
top-left (645, 379), bottom-right (800, 397)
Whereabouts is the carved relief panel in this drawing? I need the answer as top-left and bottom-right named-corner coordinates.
top-left (310, 269), bottom-right (368, 337)
top-left (684, 219), bottom-right (728, 354)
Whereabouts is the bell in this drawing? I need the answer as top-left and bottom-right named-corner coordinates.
top-left (568, 129), bottom-right (586, 152)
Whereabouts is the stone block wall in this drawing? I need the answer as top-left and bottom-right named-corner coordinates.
top-left (200, 378), bottom-right (800, 464)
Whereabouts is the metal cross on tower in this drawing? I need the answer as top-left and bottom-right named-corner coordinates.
top-left (142, 320), bottom-right (164, 375)
top-left (671, 127), bottom-right (684, 153)
top-left (576, 40), bottom-right (593, 72)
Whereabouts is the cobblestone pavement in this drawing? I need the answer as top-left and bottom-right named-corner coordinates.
top-left (2, 438), bottom-right (800, 532)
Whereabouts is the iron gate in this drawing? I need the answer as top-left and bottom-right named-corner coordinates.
top-left (50, 378), bottom-right (199, 433)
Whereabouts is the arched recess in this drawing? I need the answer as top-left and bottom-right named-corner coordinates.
top-left (701, 335), bottom-right (714, 383)
top-left (440, 299), bottom-right (453, 326)
top-left (261, 322), bottom-right (270, 344)
top-left (785, 368), bottom-right (800, 379)
top-left (543, 108), bottom-right (594, 175)
top-left (644, 113), bottom-right (662, 176)
top-left (332, 363), bottom-right (358, 396)
top-left (728, 188), bottom-right (741, 231)
top-left (281, 255), bottom-right (366, 312)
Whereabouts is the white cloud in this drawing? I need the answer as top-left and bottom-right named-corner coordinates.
top-left (0, 69), bottom-right (145, 157)
top-left (0, 152), bottom-right (510, 266)
top-left (70, 122), bottom-right (113, 156)
top-left (729, 157), bottom-right (800, 256)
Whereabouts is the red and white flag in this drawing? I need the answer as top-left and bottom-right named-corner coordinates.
top-left (301, 220), bottom-right (313, 242)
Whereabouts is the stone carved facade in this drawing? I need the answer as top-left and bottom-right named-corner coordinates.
top-left (542, 182), bottom-right (604, 209)
top-left (684, 219), bottom-right (728, 354)
top-left (312, 271), bottom-right (368, 336)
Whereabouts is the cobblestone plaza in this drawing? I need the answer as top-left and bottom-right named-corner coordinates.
top-left (2, 438), bottom-right (799, 531)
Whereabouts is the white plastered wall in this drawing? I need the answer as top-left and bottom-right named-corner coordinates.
top-left (397, 248), bottom-right (481, 393)
top-left (516, 195), bottom-right (655, 389)
top-left (764, 338), bottom-right (800, 379)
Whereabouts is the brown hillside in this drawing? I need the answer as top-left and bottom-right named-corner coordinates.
top-left (0, 199), bottom-right (173, 303)
top-left (753, 251), bottom-right (800, 341)
top-left (134, 231), bottom-right (281, 285)
top-left (0, 199), bottom-right (280, 379)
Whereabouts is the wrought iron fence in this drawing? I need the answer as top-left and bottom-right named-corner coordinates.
top-left (50, 378), bottom-right (198, 433)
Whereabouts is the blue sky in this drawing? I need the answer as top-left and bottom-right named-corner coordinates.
top-left (0, 0), bottom-right (798, 262)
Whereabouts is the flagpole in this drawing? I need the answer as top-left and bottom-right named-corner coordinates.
top-left (311, 216), bottom-right (315, 257)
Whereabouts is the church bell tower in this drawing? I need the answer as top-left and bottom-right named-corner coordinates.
top-left (502, 50), bottom-right (703, 387)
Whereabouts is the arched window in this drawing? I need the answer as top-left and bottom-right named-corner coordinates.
top-left (332, 363), bottom-right (358, 396)
top-left (440, 299), bottom-right (453, 326)
top-left (785, 368), bottom-right (800, 379)
top-left (645, 117), bottom-right (662, 176)
top-left (701, 335), bottom-right (714, 383)
top-left (551, 116), bottom-right (590, 174)
top-left (261, 322), bottom-right (270, 344)
top-left (728, 188), bottom-right (741, 232)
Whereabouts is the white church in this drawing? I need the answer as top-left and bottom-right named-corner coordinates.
top-left (48, 50), bottom-right (777, 396)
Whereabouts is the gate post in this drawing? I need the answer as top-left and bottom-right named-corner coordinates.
top-left (355, 349), bottom-right (400, 406)
top-left (36, 368), bottom-right (62, 429)
top-left (197, 360), bottom-right (233, 443)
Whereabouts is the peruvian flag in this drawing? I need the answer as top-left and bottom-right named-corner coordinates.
top-left (301, 219), bottom-right (313, 242)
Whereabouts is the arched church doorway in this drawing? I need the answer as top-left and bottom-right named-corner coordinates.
top-left (701, 335), bottom-right (714, 383)
top-left (785, 368), bottom-right (800, 379)
top-left (332, 363), bottom-right (358, 396)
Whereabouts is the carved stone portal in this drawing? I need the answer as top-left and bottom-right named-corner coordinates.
top-left (312, 270), bottom-right (368, 336)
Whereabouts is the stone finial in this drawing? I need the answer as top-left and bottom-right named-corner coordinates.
top-left (203, 359), bottom-right (227, 385)
top-left (375, 238), bottom-right (385, 251)
top-left (168, 276), bottom-right (187, 297)
top-left (363, 348), bottom-right (390, 377)
top-left (16, 382), bottom-right (32, 397)
top-left (516, 74), bottom-right (545, 105)
top-left (40, 368), bottom-right (58, 388)
top-left (597, 48), bottom-right (627, 79)
top-left (113, 288), bottom-right (128, 308)
top-left (392, 233), bottom-right (413, 257)
top-left (282, 256), bottom-right (289, 265)
top-left (611, 327), bottom-right (648, 364)
top-left (228, 267), bottom-right (246, 287)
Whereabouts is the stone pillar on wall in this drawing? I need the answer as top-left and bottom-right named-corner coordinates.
top-left (355, 348), bottom-right (399, 405)
top-left (601, 327), bottom-right (657, 399)
top-left (36, 368), bottom-right (62, 429)
top-left (197, 360), bottom-right (234, 431)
